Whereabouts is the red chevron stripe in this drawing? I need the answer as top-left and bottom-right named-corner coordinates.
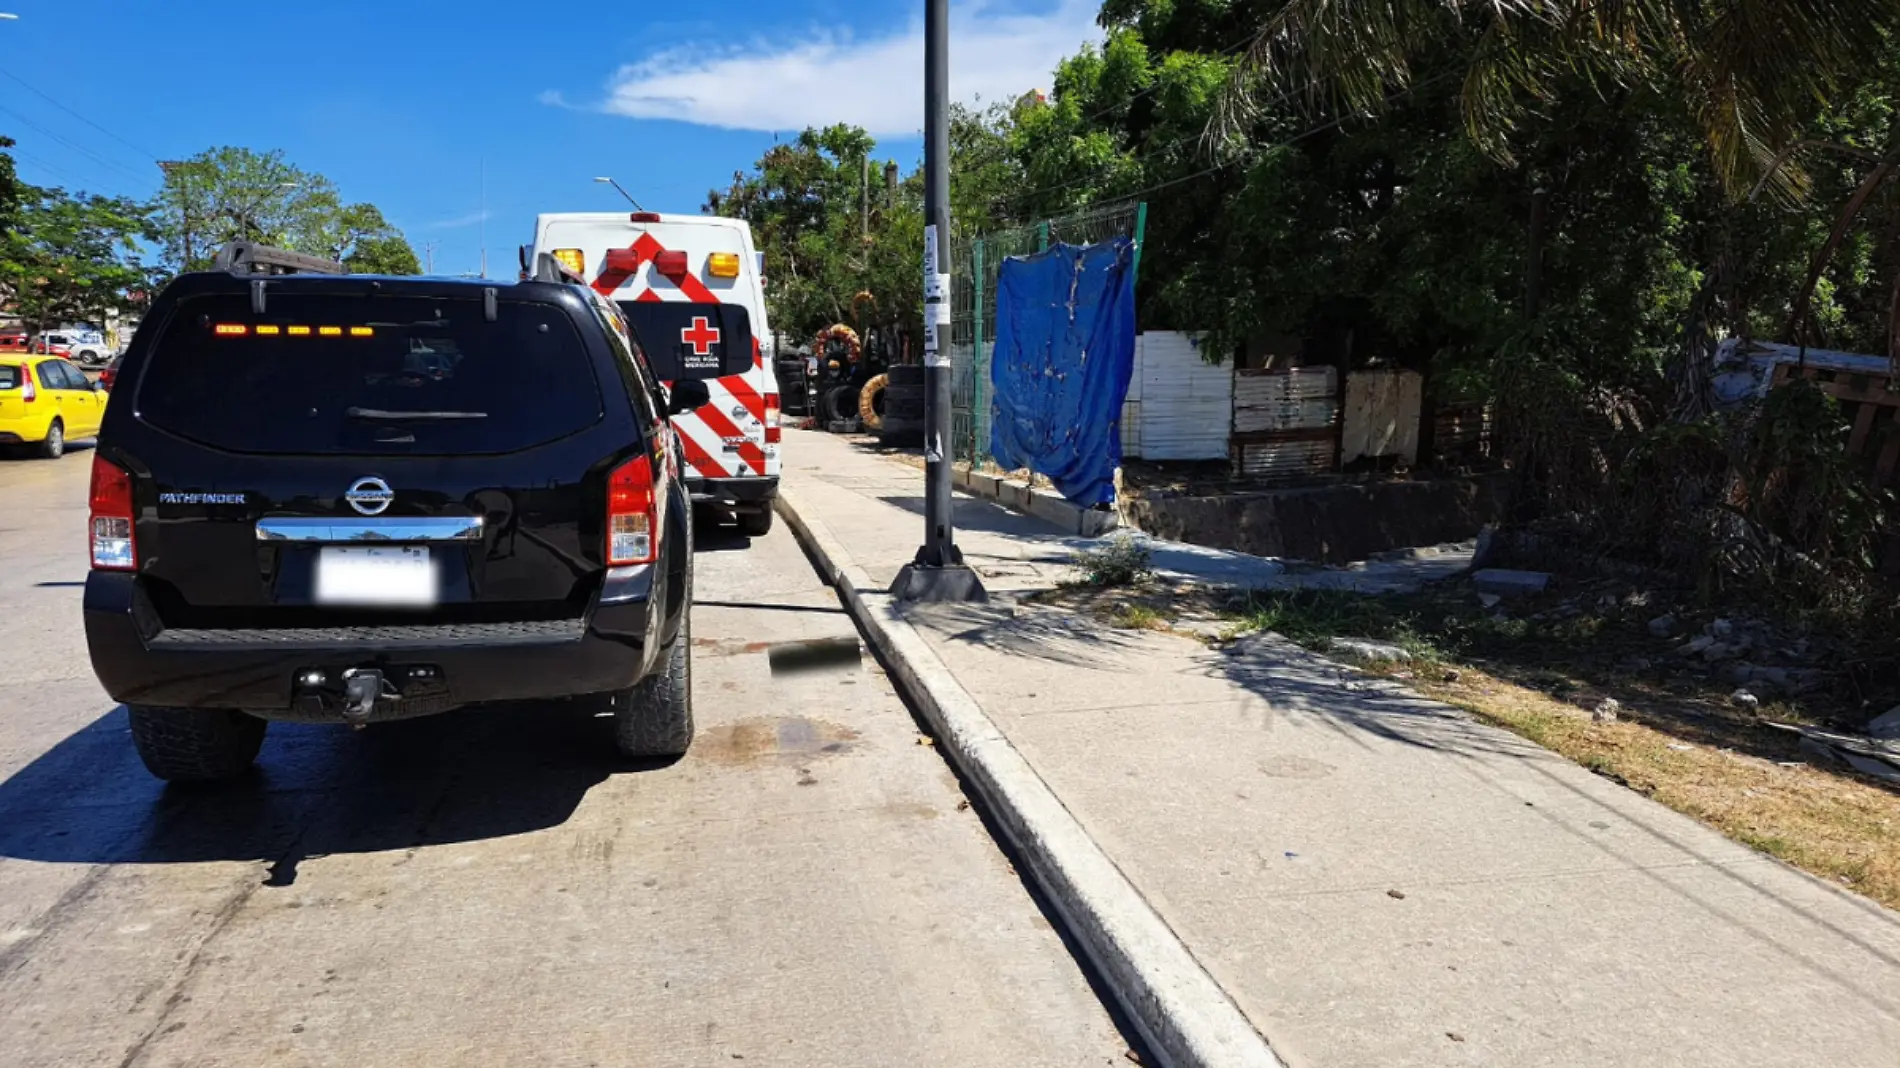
top-left (674, 428), bottom-right (728, 479)
top-left (692, 400), bottom-right (767, 476)
top-left (721, 370), bottom-right (766, 421)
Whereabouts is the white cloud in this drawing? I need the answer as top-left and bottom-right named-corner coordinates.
top-left (591, 0), bottom-right (1100, 136)
top-left (430, 209), bottom-right (493, 230)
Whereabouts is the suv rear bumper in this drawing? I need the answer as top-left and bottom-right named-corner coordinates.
top-left (83, 568), bottom-right (666, 721)
top-left (687, 475), bottom-right (779, 511)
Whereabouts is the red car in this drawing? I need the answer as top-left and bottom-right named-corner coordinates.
top-left (0, 331), bottom-right (27, 351)
top-left (99, 354), bottom-right (121, 391)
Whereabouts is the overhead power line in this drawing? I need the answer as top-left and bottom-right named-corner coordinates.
top-left (0, 67), bottom-right (160, 160)
top-left (0, 103), bottom-right (154, 189)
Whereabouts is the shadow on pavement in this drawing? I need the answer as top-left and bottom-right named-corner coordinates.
top-left (0, 700), bottom-right (644, 880)
top-left (694, 519), bottom-right (758, 554)
top-left (878, 493), bottom-right (1074, 541)
top-left (915, 600), bottom-right (1900, 1013)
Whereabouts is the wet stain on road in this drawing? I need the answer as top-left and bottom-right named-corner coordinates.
top-left (1257, 755), bottom-right (1335, 780)
top-left (693, 637), bottom-right (774, 657)
top-left (695, 717), bottom-right (860, 768)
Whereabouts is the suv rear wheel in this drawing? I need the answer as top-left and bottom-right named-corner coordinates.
top-left (127, 706), bottom-right (267, 782)
top-left (613, 628), bottom-right (692, 758)
top-left (613, 540), bottom-right (694, 759)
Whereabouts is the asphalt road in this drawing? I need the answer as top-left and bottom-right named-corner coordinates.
top-left (0, 446), bottom-right (1129, 1067)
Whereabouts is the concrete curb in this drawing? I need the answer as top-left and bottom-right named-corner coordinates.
top-left (777, 488), bottom-right (1285, 1068)
top-left (949, 463), bottom-right (1120, 537)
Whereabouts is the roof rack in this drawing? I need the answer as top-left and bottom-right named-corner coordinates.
top-left (212, 241), bottom-right (348, 276)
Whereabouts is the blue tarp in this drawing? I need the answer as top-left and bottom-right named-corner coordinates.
top-left (988, 238), bottom-right (1137, 507)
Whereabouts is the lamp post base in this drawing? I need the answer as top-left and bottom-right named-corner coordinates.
top-left (889, 563), bottom-right (989, 603)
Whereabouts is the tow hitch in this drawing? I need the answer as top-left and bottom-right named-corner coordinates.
top-left (292, 665), bottom-right (445, 725)
top-left (340, 668), bottom-right (387, 725)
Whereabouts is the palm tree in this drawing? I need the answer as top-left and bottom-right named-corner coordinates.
top-left (1217, 0), bottom-right (1900, 199)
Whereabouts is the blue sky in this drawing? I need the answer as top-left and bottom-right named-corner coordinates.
top-left (0, 0), bottom-right (1098, 277)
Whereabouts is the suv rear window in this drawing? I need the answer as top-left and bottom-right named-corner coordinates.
top-left (138, 293), bottom-right (604, 456)
top-left (616, 301), bottom-right (755, 380)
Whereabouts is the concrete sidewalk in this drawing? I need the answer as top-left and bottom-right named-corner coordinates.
top-left (780, 429), bottom-right (1900, 1068)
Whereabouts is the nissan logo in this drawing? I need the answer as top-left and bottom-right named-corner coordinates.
top-left (345, 477), bottom-right (394, 516)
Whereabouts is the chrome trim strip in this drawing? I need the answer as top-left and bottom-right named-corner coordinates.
top-left (256, 516), bottom-right (485, 542)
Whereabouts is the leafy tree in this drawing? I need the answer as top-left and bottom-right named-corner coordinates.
top-left (324, 204), bottom-right (421, 273)
top-left (153, 147), bottom-right (417, 273)
top-left (710, 125), bottom-right (924, 349)
top-left (344, 234), bottom-right (423, 275)
top-left (1210, 0), bottom-right (1900, 198)
top-left (0, 184), bottom-right (156, 333)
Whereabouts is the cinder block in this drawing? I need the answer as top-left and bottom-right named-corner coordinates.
top-left (1027, 490), bottom-right (1081, 531)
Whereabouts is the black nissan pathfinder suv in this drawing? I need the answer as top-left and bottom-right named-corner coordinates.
top-left (84, 262), bottom-right (709, 781)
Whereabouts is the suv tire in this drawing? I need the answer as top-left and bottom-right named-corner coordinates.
top-left (739, 507), bottom-right (774, 537)
top-left (612, 555), bottom-right (694, 760)
top-left (38, 419), bottom-right (63, 460)
top-left (127, 706), bottom-right (267, 782)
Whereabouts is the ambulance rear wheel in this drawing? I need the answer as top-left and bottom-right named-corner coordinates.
top-left (739, 507), bottom-right (774, 537)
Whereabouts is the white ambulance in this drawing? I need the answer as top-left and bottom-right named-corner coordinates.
top-left (529, 211), bottom-right (780, 535)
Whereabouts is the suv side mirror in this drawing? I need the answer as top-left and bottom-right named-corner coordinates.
top-left (666, 379), bottom-right (710, 416)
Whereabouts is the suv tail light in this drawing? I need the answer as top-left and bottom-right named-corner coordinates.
top-left (606, 455), bottom-right (659, 566)
top-left (764, 392), bottom-right (781, 444)
top-left (89, 455), bottom-right (137, 570)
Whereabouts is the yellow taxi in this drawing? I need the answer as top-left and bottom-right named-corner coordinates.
top-left (0, 353), bottom-right (107, 459)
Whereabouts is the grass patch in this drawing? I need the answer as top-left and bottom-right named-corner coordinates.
top-left (1068, 535), bottom-right (1154, 588)
top-left (1390, 662), bottom-right (1900, 909)
top-left (1233, 589), bottom-right (1446, 662)
top-left (1222, 580), bottom-right (1900, 909)
top-left (1108, 603), bottom-right (1169, 631)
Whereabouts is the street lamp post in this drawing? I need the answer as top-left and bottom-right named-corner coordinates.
top-left (594, 176), bottom-right (646, 212)
top-left (889, 0), bottom-right (986, 604)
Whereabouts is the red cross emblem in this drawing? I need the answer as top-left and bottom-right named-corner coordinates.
top-left (681, 316), bottom-right (721, 357)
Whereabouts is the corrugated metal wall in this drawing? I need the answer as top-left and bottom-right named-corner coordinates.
top-left (1340, 370), bottom-right (1424, 466)
top-left (1132, 332), bottom-right (1231, 460)
top-left (1120, 339), bottom-right (1142, 457)
top-left (1230, 367), bottom-right (1340, 482)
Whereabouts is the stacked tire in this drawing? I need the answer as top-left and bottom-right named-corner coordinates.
top-left (877, 364), bottom-right (925, 447)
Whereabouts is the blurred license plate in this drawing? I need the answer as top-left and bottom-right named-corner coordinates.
top-left (315, 546), bottom-right (436, 607)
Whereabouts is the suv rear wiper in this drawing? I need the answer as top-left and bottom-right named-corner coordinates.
top-left (345, 407), bottom-right (488, 422)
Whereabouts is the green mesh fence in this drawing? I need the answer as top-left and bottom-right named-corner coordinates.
top-left (948, 201), bottom-right (1146, 465)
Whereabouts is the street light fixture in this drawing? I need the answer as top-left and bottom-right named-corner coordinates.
top-left (594, 176), bottom-right (646, 212)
